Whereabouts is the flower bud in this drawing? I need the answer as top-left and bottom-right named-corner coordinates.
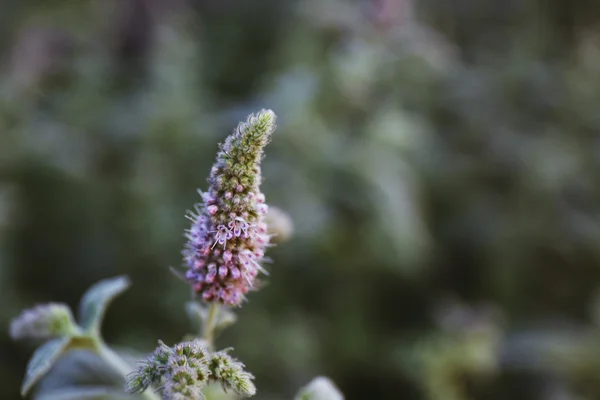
top-left (209, 350), bottom-right (256, 397)
top-left (126, 339), bottom-right (255, 398)
top-left (9, 303), bottom-right (78, 340)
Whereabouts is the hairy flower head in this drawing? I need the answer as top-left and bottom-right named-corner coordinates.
top-left (126, 341), bottom-right (173, 394)
top-left (126, 339), bottom-right (255, 398)
top-left (127, 340), bottom-right (210, 397)
top-left (209, 349), bottom-right (256, 397)
top-left (182, 109), bottom-right (277, 305)
top-left (162, 365), bottom-right (206, 400)
top-left (9, 303), bottom-right (78, 340)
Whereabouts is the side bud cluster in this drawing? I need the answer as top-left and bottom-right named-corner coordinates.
top-left (9, 303), bottom-right (78, 340)
top-left (182, 110), bottom-right (277, 305)
top-left (126, 340), bottom-right (255, 399)
top-left (209, 349), bottom-right (257, 397)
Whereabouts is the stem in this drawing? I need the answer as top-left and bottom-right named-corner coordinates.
top-left (94, 339), bottom-right (161, 400)
top-left (202, 303), bottom-right (220, 349)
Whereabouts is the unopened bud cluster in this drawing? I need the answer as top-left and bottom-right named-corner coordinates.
top-left (182, 110), bottom-right (277, 305)
top-left (9, 303), bottom-right (78, 340)
top-left (126, 339), bottom-right (256, 399)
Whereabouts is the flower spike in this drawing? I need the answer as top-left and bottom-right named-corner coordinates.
top-left (182, 110), bottom-right (277, 306)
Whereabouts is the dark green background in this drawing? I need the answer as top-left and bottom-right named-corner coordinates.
top-left (3, 0), bottom-right (600, 399)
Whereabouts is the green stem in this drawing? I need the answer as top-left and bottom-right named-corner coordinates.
top-left (202, 303), bottom-right (220, 349)
top-left (94, 339), bottom-right (161, 400)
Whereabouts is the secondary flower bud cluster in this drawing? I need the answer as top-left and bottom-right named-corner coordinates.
top-left (9, 303), bottom-right (78, 340)
top-left (182, 110), bottom-right (276, 306)
top-left (126, 339), bottom-right (256, 399)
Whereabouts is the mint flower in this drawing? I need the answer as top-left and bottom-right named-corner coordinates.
top-left (9, 303), bottom-right (79, 340)
top-left (125, 341), bottom-right (174, 395)
top-left (162, 366), bottom-right (205, 400)
top-left (182, 110), bottom-right (277, 305)
top-left (209, 349), bottom-right (256, 397)
top-left (126, 340), bottom-right (210, 398)
top-left (126, 340), bottom-right (255, 399)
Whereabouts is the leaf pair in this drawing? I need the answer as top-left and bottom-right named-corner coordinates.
top-left (19, 276), bottom-right (131, 397)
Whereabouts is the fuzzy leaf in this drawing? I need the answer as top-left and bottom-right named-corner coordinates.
top-left (78, 276), bottom-right (130, 334)
top-left (35, 347), bottom-right (142, 395)
top-left (21, 337), bottom-right (71, 396)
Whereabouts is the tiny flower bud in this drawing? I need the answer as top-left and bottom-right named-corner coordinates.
top-left (205, 270), bottom-right (216, 284)
top-left (258, 204), bottom-right (268, 215)
top-left (186, 270), bottom-right (196, 280)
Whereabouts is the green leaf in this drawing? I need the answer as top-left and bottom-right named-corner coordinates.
top-left (35, 347), bottom-right (142, 394)
top-left (35, 387), bottom-right (137, 400)
top-left (21, 337), bottom-right (71, 396)
top-left (78, 276), bottom-right (130, 334)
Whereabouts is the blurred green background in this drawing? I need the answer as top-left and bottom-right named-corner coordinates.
top-left (3, 0), bottom-right (600, 399)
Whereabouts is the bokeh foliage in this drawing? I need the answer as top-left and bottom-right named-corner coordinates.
top-left (3, 0), bottom-right (600, 399)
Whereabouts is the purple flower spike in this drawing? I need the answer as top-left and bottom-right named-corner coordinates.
top-left (181, 110), bottom-right (277, 306)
